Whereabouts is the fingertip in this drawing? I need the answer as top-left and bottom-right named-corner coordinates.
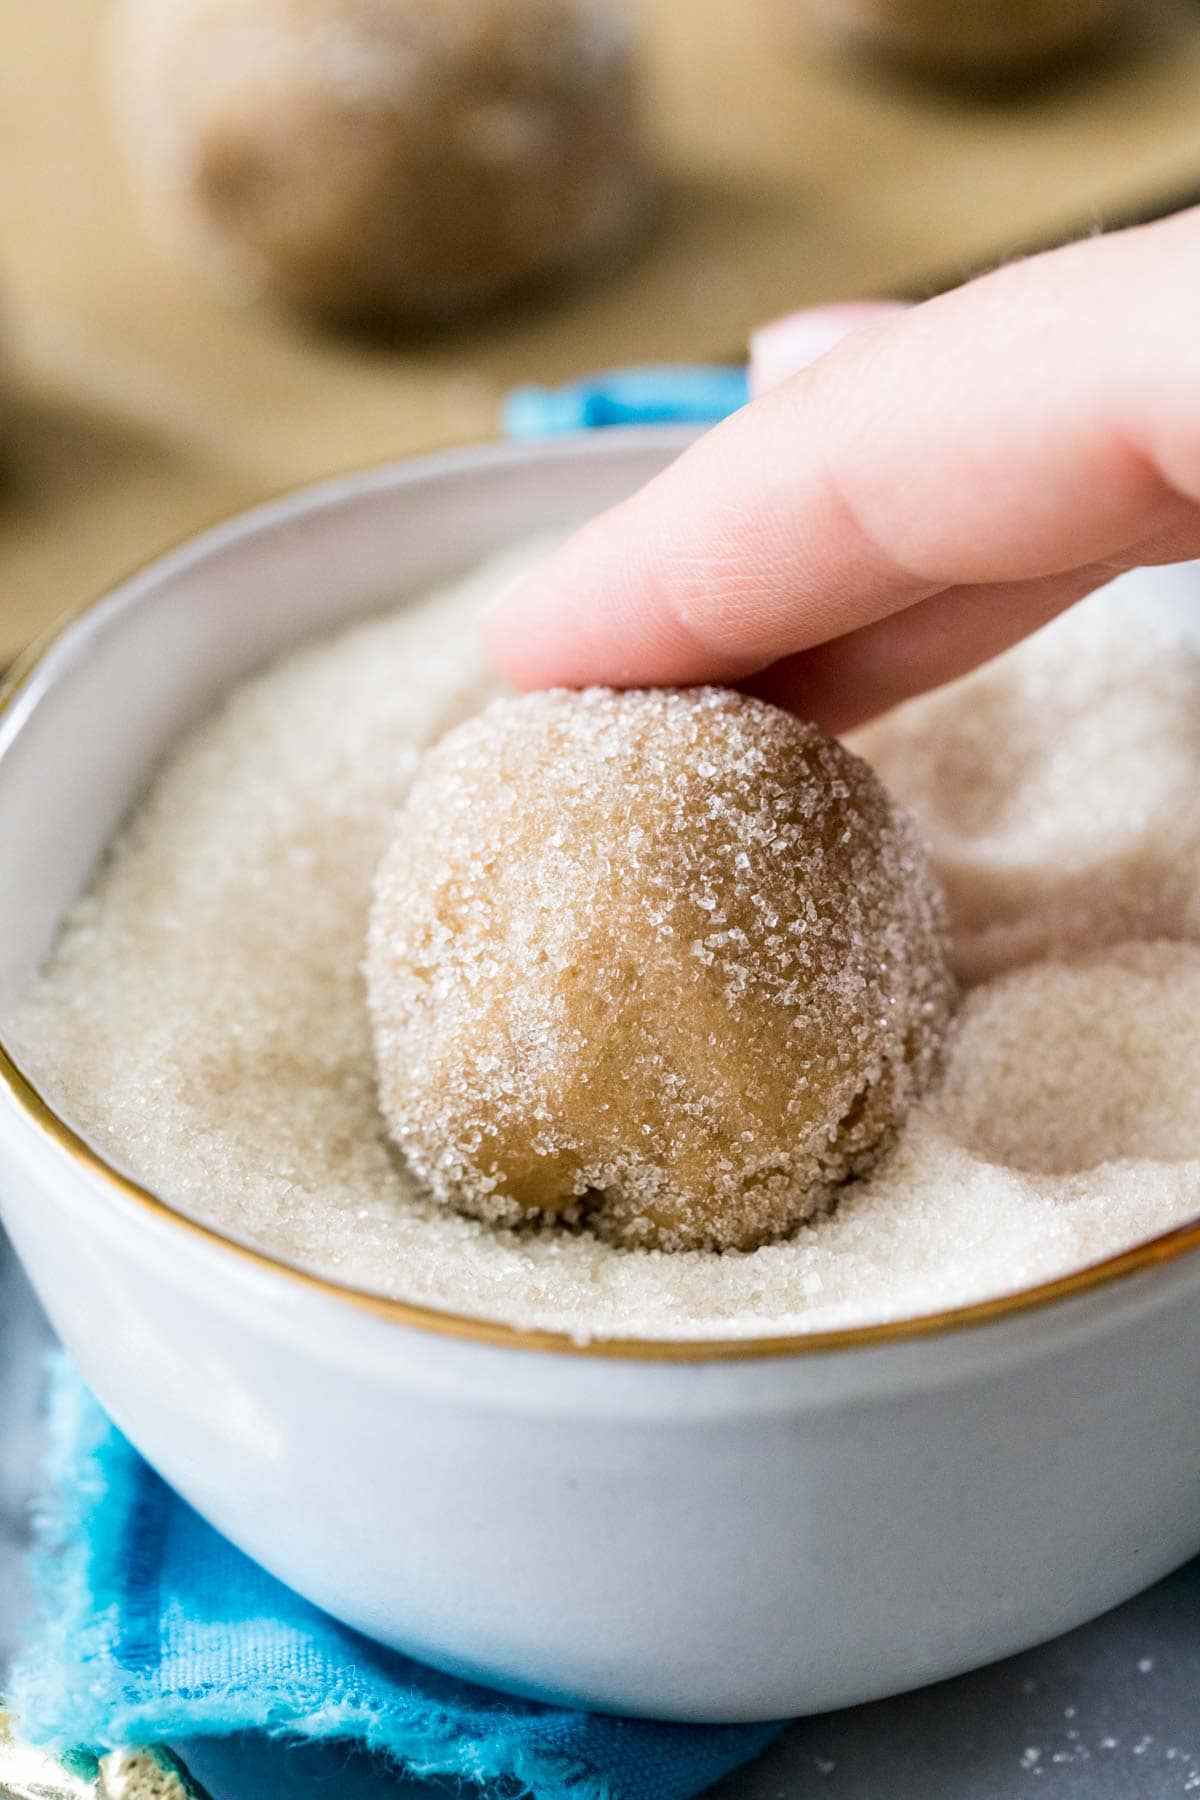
top-left (480, 486), bottom-right (741, 692)
top-left (482, 570), bottom-right (551, 688)
top-left (748, 300), bottom-right (908, 395)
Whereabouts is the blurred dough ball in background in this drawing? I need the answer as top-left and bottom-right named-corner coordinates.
top-left (780, 0), bottom-right (1127, 80)
top-left (109, 0), bottom-right (650, 322)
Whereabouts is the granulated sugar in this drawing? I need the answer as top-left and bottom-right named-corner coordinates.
top-left (8, 565), bottom-right (1200, 1340)
top-left (933, 943), bottom-right (1200, 1175)
top-left (852, 581), bottom-right (1200, 984)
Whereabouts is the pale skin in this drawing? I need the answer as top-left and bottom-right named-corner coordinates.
top-left (486, 208), bottom-right (1200, 732)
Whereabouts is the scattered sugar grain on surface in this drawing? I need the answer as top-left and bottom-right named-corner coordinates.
top-left (8, 562), bottom-right (1200, 1340)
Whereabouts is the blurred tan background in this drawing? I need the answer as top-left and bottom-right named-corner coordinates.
top-left (7, 0), bottom-right (1200, 661)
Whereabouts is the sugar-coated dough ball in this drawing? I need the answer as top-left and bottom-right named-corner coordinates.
top-left (367, 687), bottom-right (955, 1252)
top-left (110, 0), bottom-right (648, 319)
top-left (852, 590), bottom-right (1200, 985)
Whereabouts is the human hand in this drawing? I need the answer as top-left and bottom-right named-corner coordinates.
top-left (486, 209), bottom-right (1200, 731)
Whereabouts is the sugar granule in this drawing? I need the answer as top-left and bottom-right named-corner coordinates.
top-left (8, 561), bottom-right (1200, 1340)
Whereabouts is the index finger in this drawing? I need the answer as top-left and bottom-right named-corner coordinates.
top-left (485, 210), bottom-right (1200, 695)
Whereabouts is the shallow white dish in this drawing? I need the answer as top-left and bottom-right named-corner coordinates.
top-left (2, 432), bottom-right (1200, 1723)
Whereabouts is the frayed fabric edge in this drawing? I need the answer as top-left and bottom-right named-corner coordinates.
top-left (6, 1359), bottom-right (621, 1799)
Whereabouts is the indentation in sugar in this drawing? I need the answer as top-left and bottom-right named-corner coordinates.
top-left (933, 943), bottom-right (1200, 1175)
top-left (852, 588), bottom-right (1200, 983)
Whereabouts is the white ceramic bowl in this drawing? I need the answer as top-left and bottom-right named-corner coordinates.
top-left (2, 433), bottom-right (1200, 1724)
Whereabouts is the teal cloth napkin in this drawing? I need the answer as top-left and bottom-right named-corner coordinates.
top-left (502, 365), bottom-right (749, 437)
top-left (11, 1362), bottom-right (784, 1798)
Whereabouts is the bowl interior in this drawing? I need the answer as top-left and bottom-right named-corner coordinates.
top-left (7, 435), bottom-right (1200, 1362)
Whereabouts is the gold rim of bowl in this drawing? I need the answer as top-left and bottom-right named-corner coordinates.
top-left (3, 476), bottom-right (1200, 1363)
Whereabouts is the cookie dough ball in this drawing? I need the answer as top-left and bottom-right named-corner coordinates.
top-left (110, 0), bottom-right (648, 320)
top-left (367, 687), bottom-right (955, 1252)
top-left (852, 587), bottom-right (1200, 984)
